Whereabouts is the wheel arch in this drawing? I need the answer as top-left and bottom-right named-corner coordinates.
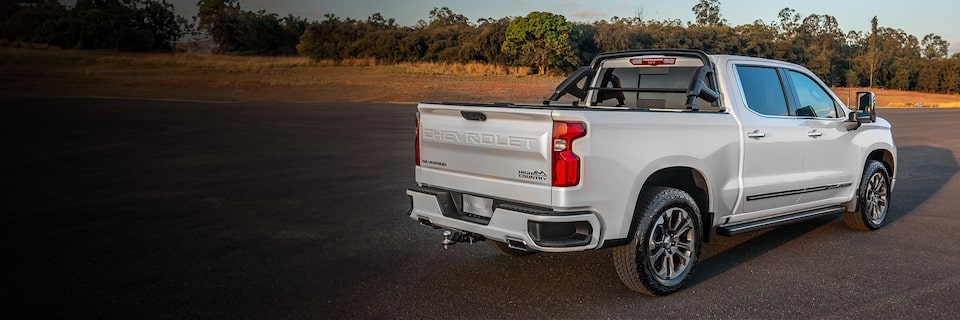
top-left (633, 167), bottom-right (713, 243)
top-left (866, 148), bottom-right (895, 178)
top-left (845, 148), bottom-right (896, 212)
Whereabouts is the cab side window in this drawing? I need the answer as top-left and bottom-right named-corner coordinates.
top-left (736, 66), bottom-right (789, 116)
top-left (787, 70), bottom-right (840, 118)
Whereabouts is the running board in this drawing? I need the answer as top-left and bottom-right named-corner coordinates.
top-left (716, 206), bottom-right (845, 237)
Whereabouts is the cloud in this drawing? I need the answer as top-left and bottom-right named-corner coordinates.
top-left (569, 9), bottom-right (606, 19)
top-left (557, 1), bottom-right (576, 7)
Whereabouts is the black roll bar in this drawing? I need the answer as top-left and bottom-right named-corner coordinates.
top-left (550, 49), bottom-right (721, 111)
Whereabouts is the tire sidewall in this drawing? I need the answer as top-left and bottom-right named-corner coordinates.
top-left (857, 161), bottom-right (892, 229)
top-left (635, 189), bottom-right (703, 293)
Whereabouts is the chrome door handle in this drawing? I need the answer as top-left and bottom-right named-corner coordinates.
top-left (747, 130), bottom-right (766, 138)
top-left (808, 130), bottom-right (822, 137)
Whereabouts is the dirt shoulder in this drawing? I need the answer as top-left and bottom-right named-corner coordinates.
top-left (2, 47), bottom-right (958, 107)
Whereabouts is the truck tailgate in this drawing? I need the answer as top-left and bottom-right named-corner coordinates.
top-left (417, 103), bottom-right (553, 205)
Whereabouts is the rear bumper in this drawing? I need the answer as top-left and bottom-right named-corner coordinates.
top-left (406, 187), bottom-right (602, 252)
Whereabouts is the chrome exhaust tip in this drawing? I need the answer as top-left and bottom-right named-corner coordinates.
top-left (418, 217), bottom-right (440, 229)
top-left (506, 237), bottom-right (529, 251)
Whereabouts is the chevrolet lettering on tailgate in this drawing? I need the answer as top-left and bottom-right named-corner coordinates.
top-left (406, 49), bottom-right (896, 296)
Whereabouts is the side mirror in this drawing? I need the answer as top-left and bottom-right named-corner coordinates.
top-left (845, 111), bottom-right (862, 131)
top-left (856, 91), bottom-right (876, 123)
top-left (845, 91), bottom-right (876, 131)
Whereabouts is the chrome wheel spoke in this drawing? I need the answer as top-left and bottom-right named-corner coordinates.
top-left (865, 172), bottom-right (888, 224)
top-left (676, 210), bottom-right (689, 230)
top-left (666, 254), bottom-right (676, 279)
top-left (646, 205), bottom-right (697, 282)
top-left (677, 251), bottom-right (691, 266)
top-left (675, 220), bottom-right (693, 237)
top-left (650, 247), bottom-right (666, 262)
top-left (657, 254), bottom-right (670, 278)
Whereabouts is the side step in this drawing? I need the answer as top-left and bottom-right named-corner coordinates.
top-left (716, 206), bottom-right (845, 237)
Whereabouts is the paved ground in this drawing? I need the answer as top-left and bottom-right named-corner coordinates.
top-left (2, 95), bottom-right (959, 319)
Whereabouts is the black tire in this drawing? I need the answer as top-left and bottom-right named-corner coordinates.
top-left (487, 240), bottom-right (536, 257)
top-left (613, 187), bottom-right (702, 296)
top-left (843, 160), bottom-right (892, 231)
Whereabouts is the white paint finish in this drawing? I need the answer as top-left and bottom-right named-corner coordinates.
top-left (411, 52), bottom-right (896, 248)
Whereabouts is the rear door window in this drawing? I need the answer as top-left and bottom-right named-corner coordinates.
top-left (736, 66), bottom-right (790, 116)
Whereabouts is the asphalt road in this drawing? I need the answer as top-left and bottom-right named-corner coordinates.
top-left (2, 95), bottom-right (959, 319)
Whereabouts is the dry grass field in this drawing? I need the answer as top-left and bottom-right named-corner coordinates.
top-left (2, 47), bottom-right (958, 107)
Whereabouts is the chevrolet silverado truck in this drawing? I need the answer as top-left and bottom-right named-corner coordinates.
top-left (405, 49), bottom-right (896, 296)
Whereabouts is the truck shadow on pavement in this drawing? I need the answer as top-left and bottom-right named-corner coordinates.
top-left (688, 145), bottom-right (958, 287)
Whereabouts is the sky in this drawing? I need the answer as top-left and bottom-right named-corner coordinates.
top-left (63, 0), bottom-right (960, 54)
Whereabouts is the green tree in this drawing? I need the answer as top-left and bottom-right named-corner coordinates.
top-left (195, 0), bottom-right (245, 52)
top-left (502, 12), bottom-right (580, 74)
top-left (472, 17), bottom-right (512, 65)
top-left (22, 0), bottom-right (187, 51)
top-left (130, 0), bottom-right (190, 50)
top-left (70, 0), bottom-right (133, 49)
top-left (298, 14), bottom-right (365, 60)
top-left (776, 8), bottom-right (799, 40)
top-left (643, 20), bottom-right (689, 49)
top-left (428, 7), bottom-right (468, 27)
top-left (796, 14), bottom-right (845, 84)
top-left (735, 20), bottom-right (776, 58)
top-left (876, 27), bottom-right (920, 89)
top-left (1, 0), bottom-right (66, 42)
top-left (593, 18), bottom-right (637, 51)
top-left (196, 0), bottom-right (306, 55)
top-left (915, 60), bottom-right (939, 92)
top-left (771, 8), bottom-right (804, 62)
top-left (691, 0), bottom-right (725, 26)
top-left (356, 28), bottom-right (407, 63)
top-left (941, 58), bottom-right (960, 93)
top-left (574, 21), bottom-right (599, 65)
top-left (353, 13), bottom-right (409, 63)
top-left (422, 7), bottom-right (473, 62)
top-left (685, 25), bottom-right (738, 54)
top-left (921, 33), bottom-right (949, 59)
top-left (845, 69), bottom-right (860, 87)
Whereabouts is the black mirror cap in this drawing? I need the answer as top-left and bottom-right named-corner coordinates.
top-left (845, 111), bottom-right (862, 130)
top-left (856, 91), bottom-right (877, 123)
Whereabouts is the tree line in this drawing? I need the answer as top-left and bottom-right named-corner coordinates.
top-left (1, 0), bottom-right (190, 51)
top-left (2, 0), bottom-right (958, 93)
top-left (293, 1), bottom-right (959, 93)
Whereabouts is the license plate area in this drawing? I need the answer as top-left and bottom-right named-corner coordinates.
top-left (462, 194), bottom-right (494, 218)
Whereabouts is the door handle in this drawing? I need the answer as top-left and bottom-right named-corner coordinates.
top-left (807, 130), bottom-right (822, 137)
top-left (747, 130), bottom-right (766, 138)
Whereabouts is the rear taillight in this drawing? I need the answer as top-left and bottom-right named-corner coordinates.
top-left (415, 112), bottom-right (421, 166)
top-left (552, 120), bottom-right (586, 187)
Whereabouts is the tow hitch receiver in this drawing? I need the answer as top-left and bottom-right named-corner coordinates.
top-left (440, 230), bottom-right (484, 249)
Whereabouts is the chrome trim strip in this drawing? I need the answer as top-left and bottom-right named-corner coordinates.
top-left (746, 182), bottom-right (853, 201)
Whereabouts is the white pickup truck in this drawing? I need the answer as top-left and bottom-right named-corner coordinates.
top-left (405, 49), bottom-right (896, 295)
